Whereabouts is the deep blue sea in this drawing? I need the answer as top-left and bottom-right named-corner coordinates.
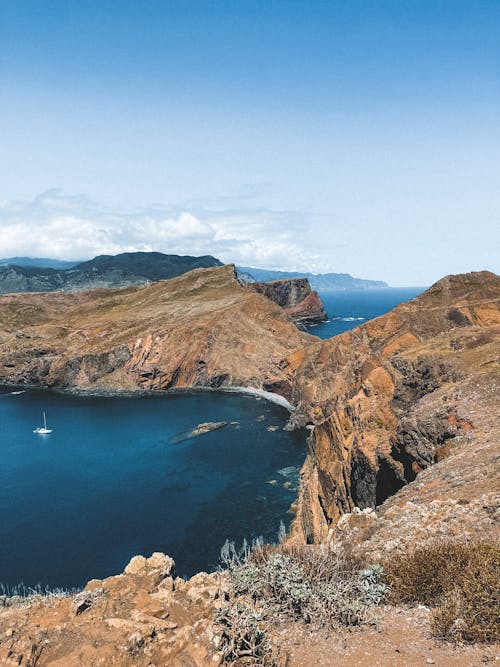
top-left (305, 287), bottom-right (427, 338)
top-left (0, 389), bottom-right (305, 588)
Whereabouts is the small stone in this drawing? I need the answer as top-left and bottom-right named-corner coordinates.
top-left (0, 628), bottom-right (15, 641)
top-left (426, 659), bottom-right (435, 664)
top-left (164, 621), bottom-right (178, 630)
top-left (125, 555), bottom-right (148, 576)
top-left (73, 589), bottom-right (104, 615)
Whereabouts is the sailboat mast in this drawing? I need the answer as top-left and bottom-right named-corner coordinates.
top-left (43, 411), bottom-right (47, 429)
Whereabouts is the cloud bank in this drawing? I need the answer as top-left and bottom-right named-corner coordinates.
top-left (0, 190), bottom-right (322, 271)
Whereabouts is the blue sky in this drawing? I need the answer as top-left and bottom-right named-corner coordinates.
top-left (0, 1), bottom-right (499, 285)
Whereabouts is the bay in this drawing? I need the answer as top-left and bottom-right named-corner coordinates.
top-left (0, 389), bottom-right (305, 588)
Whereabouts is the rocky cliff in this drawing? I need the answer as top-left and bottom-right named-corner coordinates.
top-left (283, 271), bottom-right (500, 543)
top-left (247, 277), bottom-right (327, 323)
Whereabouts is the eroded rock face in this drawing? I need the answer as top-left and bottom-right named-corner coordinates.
top-left (287, 271), bottom-right (500, 543)
top-left (247, 277), bottom-right (327, 323)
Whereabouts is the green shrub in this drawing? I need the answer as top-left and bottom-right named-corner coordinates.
top-left (221, 541), bottom-right (387, 628)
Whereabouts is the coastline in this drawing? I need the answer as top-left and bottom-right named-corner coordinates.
top-left (0, 382), bottom-right (295, 412)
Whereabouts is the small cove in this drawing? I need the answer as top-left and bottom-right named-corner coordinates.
top-left (0, 388), bottom-right (306, 588)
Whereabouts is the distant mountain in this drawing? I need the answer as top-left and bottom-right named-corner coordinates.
top-left (0, 257), bottom-right (80, 269)
top-left (0, 252), bottom-right (223, 294)
top-left (237, 267), bottom-right (389, 290)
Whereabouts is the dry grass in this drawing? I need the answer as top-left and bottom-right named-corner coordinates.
top-left (385, 540), bottom-right (500, 643)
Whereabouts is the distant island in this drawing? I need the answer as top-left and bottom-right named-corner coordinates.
top-left (0, 252), bottom-right (223, 293)
top-left (0, 253), bottom-right (388, 294)
top-left (237, 266), bottom-right (389, 290)
top-left (0, 257), bottom-right (80, 270)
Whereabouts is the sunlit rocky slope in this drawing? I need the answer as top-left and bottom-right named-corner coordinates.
top-left (0, 264), bottom-right (314, 391)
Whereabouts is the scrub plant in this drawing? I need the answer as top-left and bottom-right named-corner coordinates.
top-left (214, 603), bottom-right (278, 666)
top-left (219, 538), bottom-right (388, 628)
top-left (385, 539), bottom-right (500, 643)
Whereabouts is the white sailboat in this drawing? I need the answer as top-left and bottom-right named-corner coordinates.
top-left (34, 411), bottom-right (53, 434)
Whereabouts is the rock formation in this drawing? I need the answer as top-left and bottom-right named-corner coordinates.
top-left (284, 271), bottom-right (500, 543)
top-left (0, 552), bottom-right (228, 666)
top-left (247, 277), bottom-right (327, 323)
top-left (0, 265), bottom-right (314, 394)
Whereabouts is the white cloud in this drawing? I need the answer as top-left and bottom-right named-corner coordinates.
top-left (0, 189), bottom-right (323, 270)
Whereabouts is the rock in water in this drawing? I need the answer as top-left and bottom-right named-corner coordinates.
top-left (190, 421), bottom-right (227, 437)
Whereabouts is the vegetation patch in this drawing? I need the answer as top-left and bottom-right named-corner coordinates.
top-left (215, 536), bottom-right (388, 664)
top-left (214, 603), bottom-right (278, 666)
top-left (385, 540), bottom-right (500, 643)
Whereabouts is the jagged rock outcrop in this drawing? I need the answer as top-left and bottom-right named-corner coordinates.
top-left (285, 271), bottom-right (500, 543)
top-left (247, 277), bottom-right (326, 323)
top-left (0, 552), bottom-right (229, 666)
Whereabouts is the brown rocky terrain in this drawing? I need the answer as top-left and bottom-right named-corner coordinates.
top-left (284, 271), bottom-right (500, 545)
top-left (0, 268), bottom-right (498, 665)
top-left (0, 264), bottom-right (314, 392)
top-left (247, 277), bottom-right (327, 323)
top-left (1, 554), bottom-right (497, 667)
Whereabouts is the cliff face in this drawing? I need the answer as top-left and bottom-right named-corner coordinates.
top-left (0, 265), bottom-right (314, 394)
top-left (247, 277), bottom-right (326, 323)
top-left (284, 271), bottom-right (500, 543)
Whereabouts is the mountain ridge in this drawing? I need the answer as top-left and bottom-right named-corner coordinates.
top-left (237, 265), bottom-right (389, 290)
top-left (0, 253), bottom-right (389, 293)
top-left (0, 252), bottom-right (223, 293)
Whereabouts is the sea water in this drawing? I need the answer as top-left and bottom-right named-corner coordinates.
top-left (0, 389), bottom-right (306, 588)
top-left (305, 287), bottom-right (426, 338)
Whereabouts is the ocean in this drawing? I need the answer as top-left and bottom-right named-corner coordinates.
top-left (304, 287), bottom-right (427, 338)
